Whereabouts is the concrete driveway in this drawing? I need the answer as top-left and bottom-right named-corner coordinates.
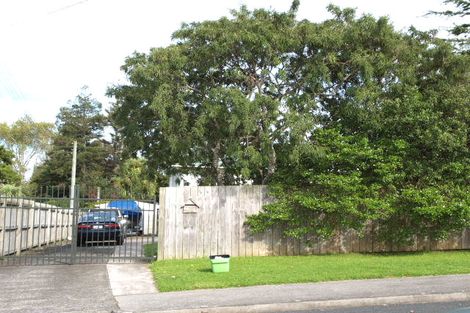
top-left (0, 264), bottom-right (119, 313)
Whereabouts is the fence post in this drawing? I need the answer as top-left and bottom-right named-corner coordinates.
top-left (0, 197), bottom-right (5, 257)
top-left (27, 204), bottom-right (33, 251)
top-left (70, 189), bottom-right (79, 265)
top-left (157, 188), bottom-right (165, 260)
top-left (152, 196), bottom-right (157, 257)
top-left (15, 198), bottom-right (24, 256)
top-left (45, 207), bottom-right (51, 246)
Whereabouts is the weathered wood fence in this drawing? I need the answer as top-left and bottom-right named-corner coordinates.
top-left (157, 185), bottom-right (470, 260)
top-left (0, 198), bottom-right (73, 256)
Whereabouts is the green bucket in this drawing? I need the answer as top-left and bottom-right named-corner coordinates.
top-left (210, 254), bottom-right (230, 273)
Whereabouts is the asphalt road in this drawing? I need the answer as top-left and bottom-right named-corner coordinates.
top-left (285, 301), bottom-right (470, 313)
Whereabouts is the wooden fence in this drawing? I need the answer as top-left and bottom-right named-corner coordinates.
top-left (0, 198), bottom-right (73, 257)
top-left (157, 185), bottom-right (470, 260)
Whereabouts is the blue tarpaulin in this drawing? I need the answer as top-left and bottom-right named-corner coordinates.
top-left (107, 200), bottom-right (141, 212)
top-left (107, 200), bottom-right (141, 225)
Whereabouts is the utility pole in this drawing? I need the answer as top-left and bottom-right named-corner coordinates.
top-left (70, 140), bottom-right (78, 264)
top-left (70, 141), bottom-right (77, 208)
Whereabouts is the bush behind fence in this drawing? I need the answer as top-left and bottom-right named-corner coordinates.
top-left (158, 185), bottom-right (470, 259)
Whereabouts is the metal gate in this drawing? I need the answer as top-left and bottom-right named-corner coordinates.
top-left (0, 194), bottom-right (158, 266)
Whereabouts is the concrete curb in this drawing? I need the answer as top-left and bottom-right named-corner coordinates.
top-left (140, 292), bottom-right (470, 313)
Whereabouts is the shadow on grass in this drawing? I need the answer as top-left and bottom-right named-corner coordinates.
top-left (198, 268), bottom-right (213, 273)
top-left (357, 251), bottom-right (433, 257)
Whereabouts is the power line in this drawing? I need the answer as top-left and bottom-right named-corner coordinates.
top-left (47, 0), bottom-right (89, 16)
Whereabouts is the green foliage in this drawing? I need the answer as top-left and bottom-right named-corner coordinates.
top-left (0, 115), bottom-right (54, 182)
top-left (30, 87), bottom-right (117, 195)
top-left (113, 158), bottom-right (165, 199)
top-left (109, 5), bottom-right (319, 184)
top-left (0, 145), bottom-right (20, 185)
top-left (0, 184), bottom-right (22, 196)
top-left (248, 129), bottom-right (470, 245)
top-left (376, 186), bottom-right (470, 244)
top-left (430, 0), bottom-right (470, 49)
top-left (246, 4), bottom-right (470, 246)
top-left (144, 243), bottom-right (158, 258)
top-left (247, 129), bottom-right (404, 240)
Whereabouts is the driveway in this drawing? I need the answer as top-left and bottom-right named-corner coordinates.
top-left (0, 264), bottom-right (119, 313)
top-left (0, 236), bottom-right (154, 266)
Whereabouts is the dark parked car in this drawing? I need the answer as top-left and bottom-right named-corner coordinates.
top-left (77, 209), bottom-right (125, 246)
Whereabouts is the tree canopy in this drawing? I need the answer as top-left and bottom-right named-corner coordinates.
top-left (30, 87), bottom-right (117, 196)
top-left (0, 145), bottom-right (20, 185)
top-left (108, 3), bottom-right (469, 244)
top-left (0, 115), bottom-right (54, 183)
top-left (109, 3), bottom-right (318, 185)
top-left (112, 157), bottom-right (166, 199)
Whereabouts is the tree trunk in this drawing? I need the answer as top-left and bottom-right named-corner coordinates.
top-left (263, 144), bottom-right (276, 185)
top-left (211, 141), bottom-right (224, 185)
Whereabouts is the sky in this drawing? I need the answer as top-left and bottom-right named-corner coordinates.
top-left (0, 0), bottom-right (458, 125)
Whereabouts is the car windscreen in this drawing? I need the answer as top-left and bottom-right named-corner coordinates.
top-left (79, 211), bottom-right (117, 223)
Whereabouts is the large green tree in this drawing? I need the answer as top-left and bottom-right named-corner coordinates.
top-left (0, 115), bottom-right (54, 183)
top-left (31, 88), bottom-right (117, 196)
top-left (109, 2), bottom-right (317, 185)
top-left (247, 6), bottom-right (470, 245)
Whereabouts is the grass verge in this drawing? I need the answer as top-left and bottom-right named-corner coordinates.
top-left (150, 251), bottom-right (470, 292)
top-left (144, 243), bottom-right (158, 258)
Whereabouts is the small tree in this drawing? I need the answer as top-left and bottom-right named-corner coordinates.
top-left (0, 115), bottom-right (54, 182)
top-left (113, 158), bottom-right (166, 199)
top-left (0, 145), bottom-right (20, 185)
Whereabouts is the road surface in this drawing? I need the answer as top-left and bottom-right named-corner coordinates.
top-left (284, 301), bottom-right (470, 313)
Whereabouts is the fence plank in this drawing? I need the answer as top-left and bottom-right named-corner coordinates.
top-left (0, 203), bottom-right (5, 256)
top-left (218, 186), bottom-right (227, 255)
top-left (243, 186), bottom-right (254, 257)
top-left (227, 186), bottom-right (238, 257)
top-left (189, 186), bottom-right (199, 259)
top-left (166, 187), bottom-right (174, 259)
top-left (182, 187), bottom-right (190, 259)
top-left (176, 187), bottom-right (184, 259)
top-left (202, 187), bottom-right (211, 257)
top-left (15, 202), bottom-right (23, 256)
top-left (195, 187), bottom-right (205, 258)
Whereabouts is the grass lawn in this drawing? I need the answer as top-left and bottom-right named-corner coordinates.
top-left (143, 243), bottom-right (158, 258)
top-left (150, 251), bottom-right (470, 292)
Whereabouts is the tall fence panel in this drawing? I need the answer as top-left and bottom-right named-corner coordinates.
top-left (0, 197), bottom-right (73, 259)
top-left (158, 185), bottom-right (470, 260)
top-left (158, 185), bottom-right (272, 259)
